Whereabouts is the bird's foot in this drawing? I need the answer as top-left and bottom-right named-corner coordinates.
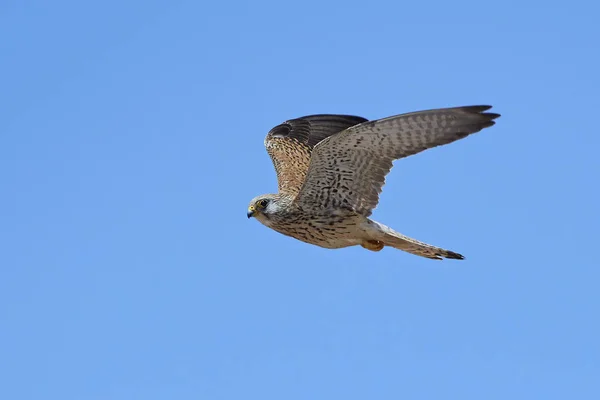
top-left (361, 240), bottom-right (384, 252)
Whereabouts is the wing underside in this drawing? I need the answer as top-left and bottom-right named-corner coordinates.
top-left (295, 106), bottom-right (500, 215)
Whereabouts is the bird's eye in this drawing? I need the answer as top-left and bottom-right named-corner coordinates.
top-left (257, 199), bottom-right (269, 209)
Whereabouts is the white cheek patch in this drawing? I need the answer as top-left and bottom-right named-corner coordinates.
top-left (266, 202), bottom-right (280, 214)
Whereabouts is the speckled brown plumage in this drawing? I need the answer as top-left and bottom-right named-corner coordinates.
top-left (248, 106), bottom-right (500, 260)
top-left (264, 115), bottom-right (366, 196)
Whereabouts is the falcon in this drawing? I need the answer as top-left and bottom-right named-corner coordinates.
top-left (247, 105), bottom-right (500, 260)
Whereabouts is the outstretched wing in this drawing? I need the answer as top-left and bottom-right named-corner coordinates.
top-left (295, 105), bottom-right (500, 216)
top-left (264, 114), bottom-right (367, 197)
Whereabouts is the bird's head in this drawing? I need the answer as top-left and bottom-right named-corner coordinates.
top-left (247, 194), bottom-right (285, 224)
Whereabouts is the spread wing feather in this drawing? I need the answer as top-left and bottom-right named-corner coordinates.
top-left (295, 106), bottom-right (500, 216)
top-left (264, 115), bottom-right (367, 196)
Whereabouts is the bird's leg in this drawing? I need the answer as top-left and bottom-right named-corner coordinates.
top-left (361, 240), bottom-right (384, 252)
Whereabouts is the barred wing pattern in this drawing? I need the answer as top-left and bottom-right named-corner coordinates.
top-left (295, 106), bottom-right (500, 216)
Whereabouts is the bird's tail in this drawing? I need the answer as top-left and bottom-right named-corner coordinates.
top-left (367, 220), bottom-right (464, 260)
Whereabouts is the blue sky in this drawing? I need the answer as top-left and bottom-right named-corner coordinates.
top-left (1, 0), bottom-right (599, 399)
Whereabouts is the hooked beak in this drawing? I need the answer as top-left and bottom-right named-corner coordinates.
top-left (247, 206), bottom-right (255, 219)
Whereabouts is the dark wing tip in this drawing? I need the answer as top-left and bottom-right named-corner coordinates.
top-left (458, 106), bottom-right (501, 133)
top-left (479, 120), bottom-right (497, 130)
top-left (483, 112), bottom-right (501, 120)
top-left (429, 250), bottom-right (464, 260)
top-left (267, 122), bottom-right (293, 139)
top-left (443, 250), bottom-right (465, 260)
top-left (265, 115), bottom-right (367, 148)
top-left (463, 105), bottom-right (493, 112)
top-left (461, 105), bottom-right (501, 120)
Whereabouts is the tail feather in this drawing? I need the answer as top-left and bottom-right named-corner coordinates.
top-left (369, 220), bottom-right (464, 260)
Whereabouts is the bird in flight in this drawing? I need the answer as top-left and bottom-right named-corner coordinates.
top-left (247, 105), bottom-right (500, 260)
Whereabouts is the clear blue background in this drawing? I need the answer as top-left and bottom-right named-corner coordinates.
top-left (2, 1), bottom-right (599, 399)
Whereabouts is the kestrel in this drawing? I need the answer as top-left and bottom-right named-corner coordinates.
top-left (247, 105), bottom-right (500, 260)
